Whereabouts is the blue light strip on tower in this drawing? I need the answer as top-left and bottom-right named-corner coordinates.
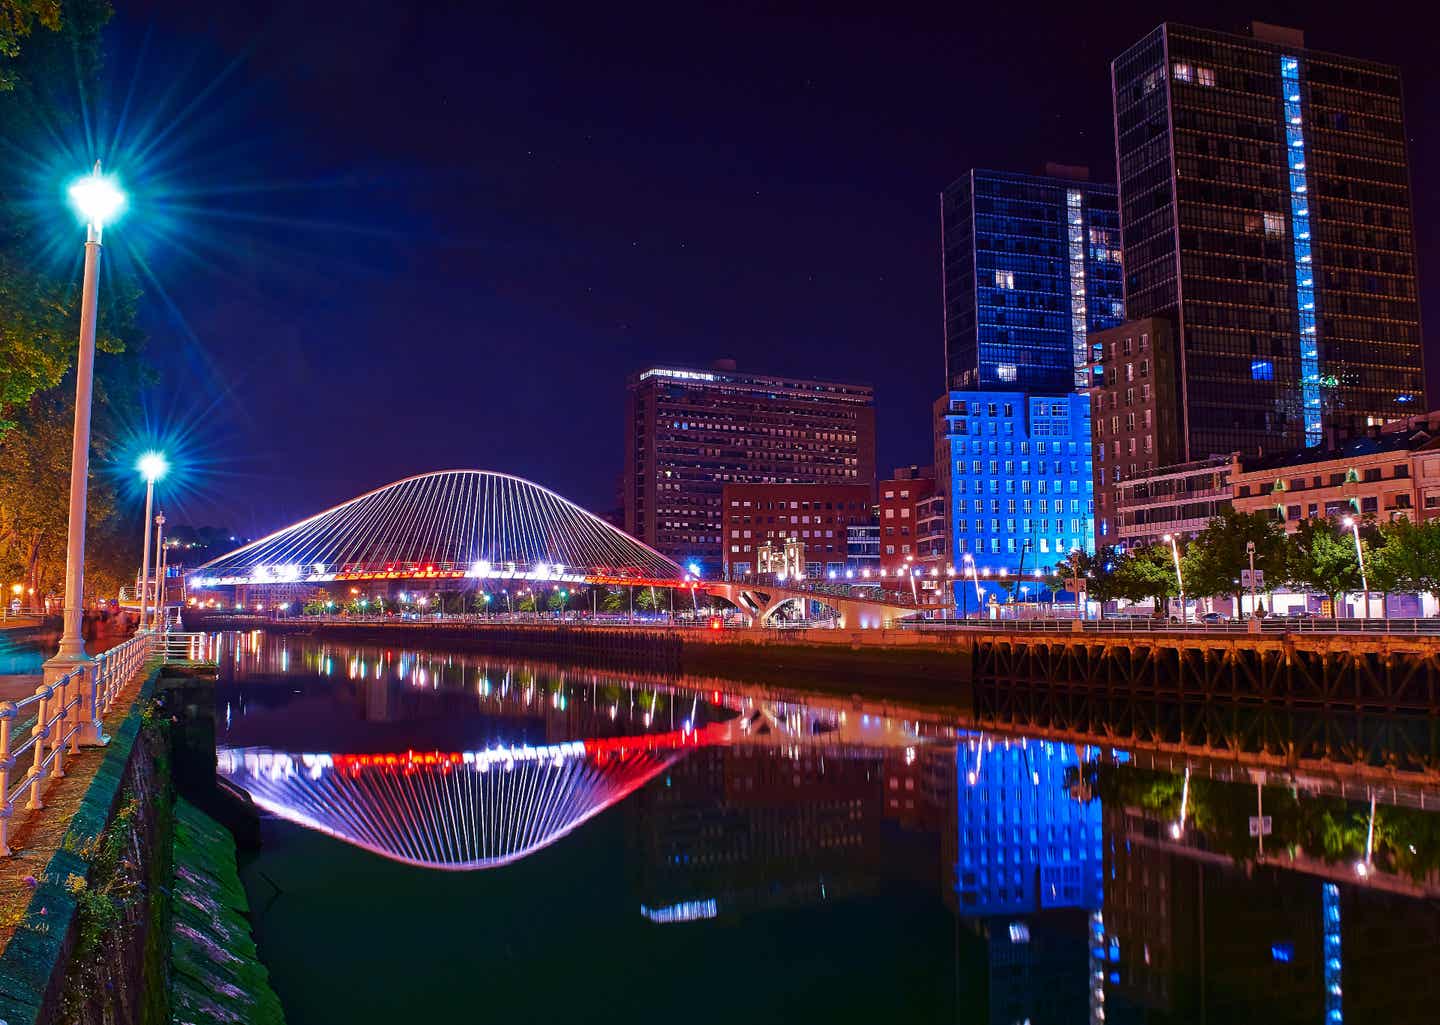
top-left (1282, 55), bottom-right (1322, 447)
top-left (1322, 882), bottom-right (1343, 1023)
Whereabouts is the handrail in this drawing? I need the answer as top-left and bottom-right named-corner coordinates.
top-left (901, 616), bottom-right (1440, 637)
top-left (0, 630), bottom-right (155, 856)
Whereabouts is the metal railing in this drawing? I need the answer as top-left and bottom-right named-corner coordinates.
top-left (156, 631), bottom-right (211, 664)
top-left (902, 616), bottom-right (1440, 637)
top-left (0, 630), bottom-right (154, 856)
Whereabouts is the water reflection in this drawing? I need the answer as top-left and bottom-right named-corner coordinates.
top-left (212, 632), bottom-right (1440, 1024)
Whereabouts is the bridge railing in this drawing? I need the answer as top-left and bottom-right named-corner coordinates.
top-left (0, 630), bottom-right (155, 856)
top-left (902, 616), bottom-right (1440, 636)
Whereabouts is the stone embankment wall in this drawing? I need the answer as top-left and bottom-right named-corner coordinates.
top-left (0, 667), bottom-right (283, 1025)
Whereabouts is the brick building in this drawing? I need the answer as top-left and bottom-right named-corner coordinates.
top-left (877, 466), bottom-right (935, 577)
top-left (625, 361), bottom-right (876, 574)
top-left (1087, 317), bottom-right (1181, 546)
top-left (720, 482), bottom-right (874, 579)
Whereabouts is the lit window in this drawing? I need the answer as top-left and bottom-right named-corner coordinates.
top-left (997, 363), bottom-right (1017, 382)
top-left (1264, 212), bottom-right (1285, 237)
top-left (994, 269), bottom-right (1015, 289)
top-left (1172, 62), bottom-right (1193, 83)
top-left (1197, 66), bottom-right (1215, 87)
top-left (1251, 360), bottom-right (1275, 382)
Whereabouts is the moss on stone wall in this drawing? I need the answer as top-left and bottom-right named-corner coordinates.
top-left (168, 799), bottom-right (284, 1025)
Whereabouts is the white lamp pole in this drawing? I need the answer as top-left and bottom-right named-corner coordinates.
top-left (1246, 539), bottom-right (1258, 618)
top-left (136, 452), bottom-right (167, 630)
top-left (1163, 533), bottom-right (1186, 623)
top-left (1342, 517), bottom-right (1369, 619)
top-left (45, 165), bottom-right (126, 675)
top-left (151, 511), bottom-right (166, 630)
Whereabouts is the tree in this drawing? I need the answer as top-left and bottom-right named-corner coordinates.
top-left (1108, 544), bottom-right (1180, 614)
top-left (1284, 518), bottom-right (1362, 607)
top-left (600, 588), bottom-right (624, 613)
top-left (472, 591), bottom-right (493, 613)
top-left (1, 0), bottom-right (133, 431)
top-left (546, 589), bottom-right (570, 612)
top-left (634, 586), bottom-right (662, 612)
top-left (1369, 518), bottom-right (1440, 598)
top-left (516, 591), bottom-right (538, 613)
top-left (0, 392), bottom-right (124, 598)
top-left (0, 1), bottom-right (61, 92)
top-left (1077, 547), bottom-right (1125, 612)
top-left (1181, 509), bottom-right (1288, 608)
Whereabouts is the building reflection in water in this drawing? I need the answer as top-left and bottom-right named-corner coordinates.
top-left (213, 632), bottom-right (1440, 1024)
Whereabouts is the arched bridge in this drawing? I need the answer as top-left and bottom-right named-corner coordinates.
top-left (185, 468), bottom-right (933, 629)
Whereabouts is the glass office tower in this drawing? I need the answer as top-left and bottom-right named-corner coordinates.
top-left (941, 168), bottom-right (1125, 395)
top-left (1112, 21), bottom-right (1425, 459)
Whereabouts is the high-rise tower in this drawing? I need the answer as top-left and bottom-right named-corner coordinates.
top-left (1112, 21), bottom-right (1425, 458)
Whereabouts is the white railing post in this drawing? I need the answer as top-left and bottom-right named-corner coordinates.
top-left (79, 656), bottom-right (106, 746)
top-left (27, 685), bottom-right (49, 810)
top-left (64, 669), bottom-right (81, 756)
top-left (0, 704), bottom-right (12, 856)
top-left (51, 679), bottom-right (66, 781)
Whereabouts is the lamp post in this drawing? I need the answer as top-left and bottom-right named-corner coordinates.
top-left (45, 164), bottom-right (126, 674)
top-left (136, 452), bottom-right (167, 630)
top-left (1163, 533), bottom-right (1186, 623)
top-left (151, 511), bottom-right (166, 630)
top-left (1245, 540), bottom-right (1258, 619)
top-left (1341, 516), bottom-right (1369, 619)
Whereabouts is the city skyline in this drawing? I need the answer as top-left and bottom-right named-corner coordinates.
top-left (101, 5), bottom-right (1440, 542)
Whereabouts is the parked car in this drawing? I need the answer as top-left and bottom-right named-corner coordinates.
top-left (1200, 611), bottom-right (1229, 625)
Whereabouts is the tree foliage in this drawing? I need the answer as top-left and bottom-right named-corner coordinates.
top-left (1107, 543), bottom-right (1180, 611)
top-left (1369, 518), bottom-right (1440, 596)
top-left (1181, 509), bottom-right (1288, 605)
top-left (0, 0), bottom-right (61, 91)
top-left (1, 0), bottom-right (136, 433)
top-left (1284, 517), bottom-right (1362, 601)
top-left (0, 392), bottom-right (132, 598)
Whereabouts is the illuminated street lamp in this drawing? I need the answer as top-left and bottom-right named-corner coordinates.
top-left (46, 164), bottom-right (126, 677)
top-left (136, 451), bottom-right (167, 630)
top-left (1162, 534), bottom-right (1186, 623)
top-left (1341, 516), bottom-right (1369, 619)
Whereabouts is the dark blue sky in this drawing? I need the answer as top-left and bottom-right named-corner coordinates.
top-left (111, 1), bottom-right (1440, 536)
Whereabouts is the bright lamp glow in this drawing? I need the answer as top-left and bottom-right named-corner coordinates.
top-left (69, 169), bottom-right (127, 228)
top-left (137, 451), bottom-right (168, 483)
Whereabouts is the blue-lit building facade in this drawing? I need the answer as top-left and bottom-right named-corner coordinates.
top-left (941, 168), bottom-right (1125, 395)
top-left (937, 392), bottom-right (1095, 600)
top-left (954, 736), bottom-right (1105, 916)
top-left (936, 169), bottom-right (1120, 604)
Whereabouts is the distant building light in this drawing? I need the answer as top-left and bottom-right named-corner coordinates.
top-left (639, 368), bottom-right (717, 383)
top-left (640, 899), bottom-right (718, 924)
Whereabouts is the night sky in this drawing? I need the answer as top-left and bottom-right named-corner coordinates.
top-left (109, 1), bottom-right (1440, 537)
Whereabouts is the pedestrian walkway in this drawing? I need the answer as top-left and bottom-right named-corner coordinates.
top-left (0, 647), bottom-right (156, 954)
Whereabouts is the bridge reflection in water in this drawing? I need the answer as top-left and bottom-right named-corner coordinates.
top-left (218, 740), bottom-right (690, 870)
top-left (211, 631), bottom-right (1440, 1024)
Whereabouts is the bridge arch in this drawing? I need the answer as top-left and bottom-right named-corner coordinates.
top-left (189, 470), bottom-right (682, 588)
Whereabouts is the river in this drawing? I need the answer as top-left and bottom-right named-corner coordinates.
top-left (209, 630), bottom-right (1440, 1024)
